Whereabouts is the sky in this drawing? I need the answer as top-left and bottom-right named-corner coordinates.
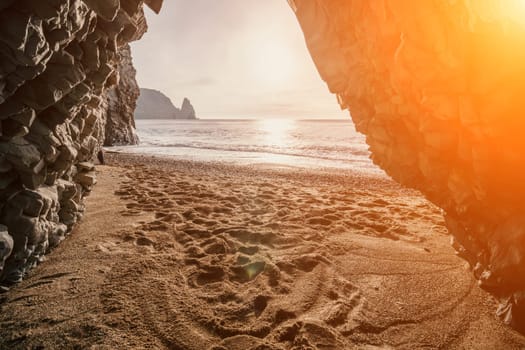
top-left (131, 0), bottom-right (347, 119)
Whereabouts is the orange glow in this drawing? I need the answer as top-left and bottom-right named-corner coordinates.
top-left (291, 0), bottom-right (525, 207)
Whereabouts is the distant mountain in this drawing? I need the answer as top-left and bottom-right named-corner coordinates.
top-left (135, 88), bottom-right (197, 119)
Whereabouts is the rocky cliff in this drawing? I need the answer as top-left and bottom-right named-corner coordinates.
top-left (0, 0), bottom-right (162, 286)
top-left (102, 44), bottom-right (140, 146)
top-left (135, 88), bottom-right (197, 119)
top-left (291, 0), bottom-right (525, 330)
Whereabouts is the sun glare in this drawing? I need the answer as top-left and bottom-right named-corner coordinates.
top-left (258, 119), bottom-right (295, 148)
top-left (251, 40), bottom-right (295, 87)
top-left (508, 0), bottom-right (525, 27)
top-left (476, 0), bottom-right (525, 25)
top-left (509, 0), bottom-right (525, 19)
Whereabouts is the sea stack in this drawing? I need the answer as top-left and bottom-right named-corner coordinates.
top-left (180, 97), bottom-right (196, 120)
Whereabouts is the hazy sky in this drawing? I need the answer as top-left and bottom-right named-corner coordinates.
top-left (131, 0), bottom-right (347, 119)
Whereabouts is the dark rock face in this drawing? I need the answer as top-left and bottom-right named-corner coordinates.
top-left (102, 44), bottom-right (140, 146)
top-left (0, 0), bottom-right (162, 285)
top-left (291, 0), bottom-right (525, 330)
top-left (135, 88), bottom-right (197, 119)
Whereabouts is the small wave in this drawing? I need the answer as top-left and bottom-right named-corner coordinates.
top-left (136, 142), bottom-right (371, 163)
top-left (129, 119), bottom-right (375, 170)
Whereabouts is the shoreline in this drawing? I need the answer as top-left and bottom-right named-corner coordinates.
top-left (1, 154), bottom-right (524, 349)
top-left (105, 151), bottom-right (393, 188)
top-left (104, 146), bottom-right (379, 175)
top-left (108, 118), bottom-right (376, 174)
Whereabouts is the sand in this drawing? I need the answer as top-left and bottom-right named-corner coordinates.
top-left (1, 153), bottom-right (524, 349)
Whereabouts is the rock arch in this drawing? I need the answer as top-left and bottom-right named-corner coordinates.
top-left (1, 0), bottom-right (525, 331)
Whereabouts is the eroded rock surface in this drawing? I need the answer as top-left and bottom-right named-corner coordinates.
top-left (102, 44), bottom-right (140, 146)
top-left (0, 0), bottom-right (161, 286)
top-left (291, 0), bottom-right (525, 330)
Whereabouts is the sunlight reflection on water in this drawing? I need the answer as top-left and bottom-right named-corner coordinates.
top-left (110, 119), bottom-right (382, 173)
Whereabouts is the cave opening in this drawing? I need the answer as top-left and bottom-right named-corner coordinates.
top-left (2, 0), bottom-right (525, 343)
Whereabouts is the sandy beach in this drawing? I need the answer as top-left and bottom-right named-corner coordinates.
top-left (1, 153), bottom-right (524, 349)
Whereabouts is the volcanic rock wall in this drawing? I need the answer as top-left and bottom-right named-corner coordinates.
top-left (0, 0), bottom-right (161, 286)
top-left (290, 0), bottom-right (525, 330)
top-left (102, 44), bottom-right (140, 146)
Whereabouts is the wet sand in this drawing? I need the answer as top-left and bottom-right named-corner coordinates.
top-left (1, 153), bottom-right (524, 349)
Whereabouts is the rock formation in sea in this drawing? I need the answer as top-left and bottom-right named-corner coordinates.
top-left (135, 88), bottom-right (197, 119)
top-left (180, 97), bottom-right (196, 120)
top-left (290, 0), bottom-right (525, 331)
top-left (0, 0), bottom-right (162, 286)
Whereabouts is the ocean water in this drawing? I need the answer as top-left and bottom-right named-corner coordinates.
top-left (110, 119), bottom-right (380, 173)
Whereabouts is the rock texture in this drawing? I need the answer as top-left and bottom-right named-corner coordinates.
top-left (102, 44), bottom-right (140, 146)
top-left (135, 88), bottom-right (197, 119)
top-left (291, 0), bottom-right (525, 331)
top-left (0, 0), bottom-right (162, 286)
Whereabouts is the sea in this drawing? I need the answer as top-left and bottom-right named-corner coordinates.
top-left (110, 119), bottom-right (380, 173)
